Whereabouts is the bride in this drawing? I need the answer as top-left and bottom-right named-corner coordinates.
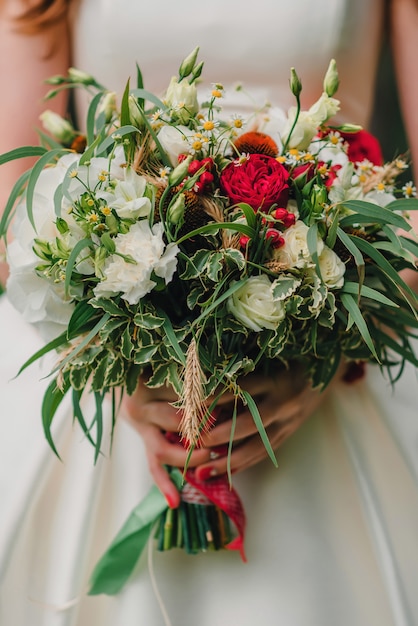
top-left (0, 1), bottom-right (417, 625)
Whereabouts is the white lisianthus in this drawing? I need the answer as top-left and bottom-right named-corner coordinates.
top-left (282, 110), bottom-right (318, 151)
top-left (282, 93), bottom-right (340, 151)
top-left (93, 221), bottom-right (179, 305)
top-left (277, 220), bottom-right (324, 268)
top-left (99, 167), bottom-right (151, 219)
top-left (318, 246), bottom-right (346, 289)
top-left (308, 93), bottom-right (340, 123)
top-left (157, 124), bottom-right (193, 166)
top-left (227, 274), bottom-right (286, 332)
top-left (309, 139), bottom-right (349, 168)
top-left (165, 76), bottom-right (199, 124)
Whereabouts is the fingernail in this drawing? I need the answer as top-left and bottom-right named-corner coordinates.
top-left (196, 466), bottom-right (217, 481)
top-left (165, 494), bottom-right (177, 509)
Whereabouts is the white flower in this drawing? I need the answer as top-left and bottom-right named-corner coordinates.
top-left (282, 109), bottom-right (318, 151)
top-left (318, 246), bottom-right (345, 289)
top-left (93, 221), bottom-right (179, 305)
top-left (157, 124), bottom-right (193, 166)
top-left (308, 93), bottom-right (340, 123)
top-left (281, 93), bottom-right (340, 151)
top-left (99, 167), bottom-right (151, 219)
top-left (277, 220), bottom-right (324, 268)
top-left (6, 161), bottom-right (77, 341)
top-left (227, 274), bottom-right (286, 332)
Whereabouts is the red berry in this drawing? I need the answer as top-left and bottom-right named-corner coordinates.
top-left (178, 153), bottom-right (188, 163)
top-left (200, 157), bottom-right (214, 171)
top-left (239, 235), bottom-right (251, 248)
top-left (199, 171), bottom-right (214, 186)
top-left (272, 207), bottom-right (288, 221)
top-left (188, 159), bottom-right (202, 175)
top-left (283, 213), bottom-right (296, 228)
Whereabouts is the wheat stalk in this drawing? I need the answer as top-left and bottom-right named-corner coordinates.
top-left (178, 338), bottom-right (209, 448)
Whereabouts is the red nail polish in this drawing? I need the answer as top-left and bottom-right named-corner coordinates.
top-left (165, 494), bottom-right (177, 509)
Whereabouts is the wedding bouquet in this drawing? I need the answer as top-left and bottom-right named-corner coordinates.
top-left (1, 49), bottom-right (417, 594)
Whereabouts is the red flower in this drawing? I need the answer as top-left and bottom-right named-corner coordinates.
top-left (220, 154), bottom-right (289, 211)
top-left (340, 129), bottom-right (383, 166)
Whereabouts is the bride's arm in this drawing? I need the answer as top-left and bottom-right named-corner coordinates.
top-left (0, 0), bottom-right (70, 286)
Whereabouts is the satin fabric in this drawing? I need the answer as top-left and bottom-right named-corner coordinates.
top-left (2, 1), bottom-right (418, 624)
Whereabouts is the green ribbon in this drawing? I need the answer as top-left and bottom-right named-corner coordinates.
top-left (88, 469), bottom-right (183, 595)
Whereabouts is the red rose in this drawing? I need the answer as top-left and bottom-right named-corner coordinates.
top-left (340, 129), bottom-right (383, 166)
top-left (220, 154), bottom-right (289, 211)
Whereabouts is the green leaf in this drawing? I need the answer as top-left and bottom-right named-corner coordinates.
top-left (65, 238), bottom-right (95, 295)
top-left (49, 313), bottom-right (111, 376)
top-left (241, 390), bottom-right (278, 467)
top-left (86, 91), bottom-right (107, 145)
top-left (26, 148), bottom-right (70, 230)
top-left (272, 275), bottom-right (302, 301)
top-left (307, 223), bottom-right (321, 278)
top-left (89, 297), bottom-right (128, 317)
top-left (79, 133), bottom-right (104, 165)
top-left (121, 326), bottom-right (134, 360)
top-left (0, 169), bottom-right (31, 238)
top-left (88, 485), bottom-right (168, 595)
top-left (0, 145), bottom-right (46, 166)
top-left (17, 331), bottom-right (69, 376)
top-left (339, 199), bottom-right (412, 230)
top-left (340, 293), bottom-right (379, 361)
top-left (41, 377), bottom-right (70, 459)
top-left (325, 208), bottom-right (340, 249)
top-left (352, 235), bottom-right (418, 304)
top-left (385, 197), bottom-right (418, 212)
top-left (133, 312), bottom-right (165, 329)
top-left (96, 124), bottom-right (141, 156)
top-left (130, 88), bottom-right (166, 110)
top-left (235, 202), bottom-right (257, 229)
top-left (133, 345), bottom-right (158, 365)
top-left (120, 79), bottom-right (131, 128)
top-left (67, 300), bottom-right (97, 337)
top-left (341, 282), bottom-right (399, 308)
top-left (336, 227), bottom-right (365, 286)
top-left (175, 221), bottom-right (253, 246)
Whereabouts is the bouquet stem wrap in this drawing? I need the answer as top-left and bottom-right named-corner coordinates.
top-left (88, 466), bottom-right (246, 596)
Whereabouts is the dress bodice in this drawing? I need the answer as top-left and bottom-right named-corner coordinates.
top-left (71, 0), bottom-right (384, 127)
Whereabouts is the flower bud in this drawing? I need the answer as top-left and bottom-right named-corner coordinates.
top-left (33, 239), bottom-right (51, 261)
top-left (168, 155), bottom-right (193, 186)
top-left (128, 94), bottom-right (145, 129)
top-left (179, 47), bottom-right (200, 79)
top-left (165, 77), bottom-right (199, 124)
top-left (55, 217), bottom-right (69, 235)
top-left (100, 232), bottom-right (116, 254)
top-left (105, 213), bottom-right (119, 235)
top-left (310, 183), bottom-right (328, 213)
top-left (99, 91), bottom-right (117, 123)
top-left (289, 67), bottom-right (302, 98)
top-left (323, 59), bottom-right (340, 97)
top-left (39, 110), bottom-right (76, 145)
top-left (335, 123), bottom-right (363, 133)
top-left (191, 61), bottom-right (204, 83)
top-left (68, 67), bottom-right (95, 85)
top-left (167, 193), bottom-right (186, 225)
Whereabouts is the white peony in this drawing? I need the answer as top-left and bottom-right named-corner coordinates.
top-left (227, 274), bottom-right (286, 332)
top-left (318, 246), bottom-right (346, 288)
top-left (93, 221), bottom-right (179, 305)
top-left (99, 167), bottom-right (151, 219)
top-left (277, 220), bottom-right (324, 268)
top-left (157, 124), bottom-right (193, 166)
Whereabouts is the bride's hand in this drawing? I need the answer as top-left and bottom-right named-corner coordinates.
top-left (194, 370), bottom-right (339, 481)
top-left (122, 379), bottom-right (213, 508)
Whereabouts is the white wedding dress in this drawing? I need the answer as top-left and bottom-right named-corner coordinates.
top-left (1, 1), bottom-right (418, 625)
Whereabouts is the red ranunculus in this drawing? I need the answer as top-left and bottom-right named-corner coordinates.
top-left (340, 129), bottom-right (384, 166)
top-left (220, 154), bottom-right (289, 211)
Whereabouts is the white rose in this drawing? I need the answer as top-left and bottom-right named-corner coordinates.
top-left (157, 124), bottom-right (193, 166)
top-left (227, 274), bottom-right (286, 332)
top-left (318, 246), bottom-right (346, 288)
top-left (278, 220), bottom-right (324, 268)
top-left (99, 167), bottom-right (151, 219)
top-left (93, 221), bottom-right (179, 305)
